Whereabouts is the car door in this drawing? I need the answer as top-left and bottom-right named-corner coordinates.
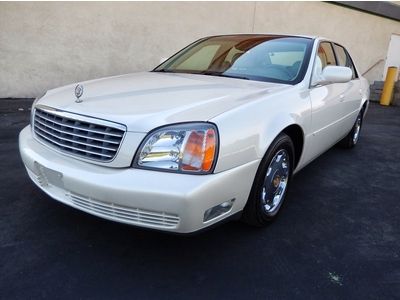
top-left (305, 41), bottom-right (350, 162)
top-left (332, 43), bottom-right (362, 130)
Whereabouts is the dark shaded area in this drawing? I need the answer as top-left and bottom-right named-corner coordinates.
top-left (332, 1), bottom-right (400, 22)
top-left (1, 99), bottom-right (399, 299)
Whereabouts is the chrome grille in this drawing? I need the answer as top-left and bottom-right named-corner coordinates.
top-left (68, 192), bottom-right (180, 229)
top-left (33, 107), bottom-right (125, 162)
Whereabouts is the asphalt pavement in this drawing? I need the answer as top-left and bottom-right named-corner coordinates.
top-left (1, 99), bottom-right (399, 299)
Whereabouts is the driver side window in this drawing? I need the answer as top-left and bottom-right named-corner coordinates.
top-left (312, 42), bottom-right (337, 85)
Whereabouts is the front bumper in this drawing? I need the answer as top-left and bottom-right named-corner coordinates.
top-left (19, 126), bottom-right (259, 233)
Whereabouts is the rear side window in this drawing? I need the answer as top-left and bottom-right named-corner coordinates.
top-left (333, 44), bottom-right (358, 79)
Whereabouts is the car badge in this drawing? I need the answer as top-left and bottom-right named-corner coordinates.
top-left (75, 84), bottom-right (84, 103)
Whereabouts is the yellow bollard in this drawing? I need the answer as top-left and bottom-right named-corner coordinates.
top-left (380, 66), bottom-right (398, 106)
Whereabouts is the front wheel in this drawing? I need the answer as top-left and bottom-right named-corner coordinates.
top-left (241, 133), bottom-right (294, 226)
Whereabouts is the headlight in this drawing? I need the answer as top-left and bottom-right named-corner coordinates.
top-left (30, 92), bottom-right (46, 128)
top-left (133, 123), bottom-right (218, 174)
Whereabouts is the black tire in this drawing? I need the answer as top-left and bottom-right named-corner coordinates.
top-left (338, 109), bottom-right (364, 149)
top-left (241, 133), bottom-right (295, 226)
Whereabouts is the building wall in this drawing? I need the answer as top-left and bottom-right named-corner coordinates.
top-left (1, 1), bottom-right (399, 98)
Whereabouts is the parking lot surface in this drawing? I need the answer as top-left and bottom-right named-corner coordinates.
top-left (1, 99), bottom-right (399, 299)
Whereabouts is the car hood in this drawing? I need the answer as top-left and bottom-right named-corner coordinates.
top-left (39, 72), bottom-right (289, 132)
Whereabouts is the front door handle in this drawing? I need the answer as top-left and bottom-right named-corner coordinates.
top-left (339, 94), bottom-right (345, 102)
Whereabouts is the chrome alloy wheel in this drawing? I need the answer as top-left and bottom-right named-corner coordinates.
top-left (261, 149), bottom-right (290, 214)
top-left (352, 115), bottom-right (362, 144)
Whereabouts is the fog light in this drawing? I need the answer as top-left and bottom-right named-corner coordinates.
top-left (203, 199), bottom-right (235, 222)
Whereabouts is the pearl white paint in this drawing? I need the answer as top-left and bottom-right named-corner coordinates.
top-left (19, 37), bottom-right (369, 233)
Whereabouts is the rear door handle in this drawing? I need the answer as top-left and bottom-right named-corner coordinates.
top-left (339, 94), bottom-right (345, 102)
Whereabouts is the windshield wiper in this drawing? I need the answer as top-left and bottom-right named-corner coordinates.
top-left (154, 69), bottom-right (249, 80)
top-left (153, 69), bottom-right (170, 73)
top-left (200, 71), bottom-right (249, 80)
top-left (218, 74), bottom-right (250, 80)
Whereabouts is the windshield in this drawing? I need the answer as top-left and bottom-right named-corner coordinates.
top-left (154, 35), bottom-right (313, 84)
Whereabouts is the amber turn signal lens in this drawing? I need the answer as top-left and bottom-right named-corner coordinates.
top-left (182, 128), bottom-right (216, 172)
top-left (202, 129), bottom-right (216, 171)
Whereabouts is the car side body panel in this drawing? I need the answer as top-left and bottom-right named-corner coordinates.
top-left (211, 85), bottom-right (312, 173)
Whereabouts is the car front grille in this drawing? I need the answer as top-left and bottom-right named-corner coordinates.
top-left (33, 107), bottom-right (125, 162)
top-left (68, 192), bottom-right (180, 229)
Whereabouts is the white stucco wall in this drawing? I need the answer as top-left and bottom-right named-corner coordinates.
top-left (1, 1), bottom-right (399, 98)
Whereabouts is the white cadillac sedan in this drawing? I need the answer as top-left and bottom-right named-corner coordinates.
top-left (19, 34), bottom-right (369, 233)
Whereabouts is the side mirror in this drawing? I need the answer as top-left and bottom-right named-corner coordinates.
top-left (317, 66), bottom-right (352, 85)
top-left (159, 57), bottom-right (168, 64)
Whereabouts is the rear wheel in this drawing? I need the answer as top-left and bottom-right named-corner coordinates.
top-left (339, 109), bottom-right (364, 149)
top-left (241, 133), bottom-right (294, 226)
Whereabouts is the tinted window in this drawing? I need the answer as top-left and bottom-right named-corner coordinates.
top-left (312, 42), bottom-right (337, 85)
top-left (176, 45), bottom-right (221, 71)
top-left (317, 42), bottom-right (336, 68)
top-left (155, 35), bottom-right (313, 85)
top-left (226, 40), bottom-right (308, 81)
top-left (333, 44), bottom-right (358, 79)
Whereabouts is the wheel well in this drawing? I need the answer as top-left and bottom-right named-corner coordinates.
top-left (282, 124), bottom-right (304, 169)
top-left (362, 100), bottom-right (368, 112)
top-left (362, 101), bottom-right (368, 109)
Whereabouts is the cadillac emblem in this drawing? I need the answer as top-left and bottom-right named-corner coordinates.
top-left (75, 84), bottom-right (84, 103)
